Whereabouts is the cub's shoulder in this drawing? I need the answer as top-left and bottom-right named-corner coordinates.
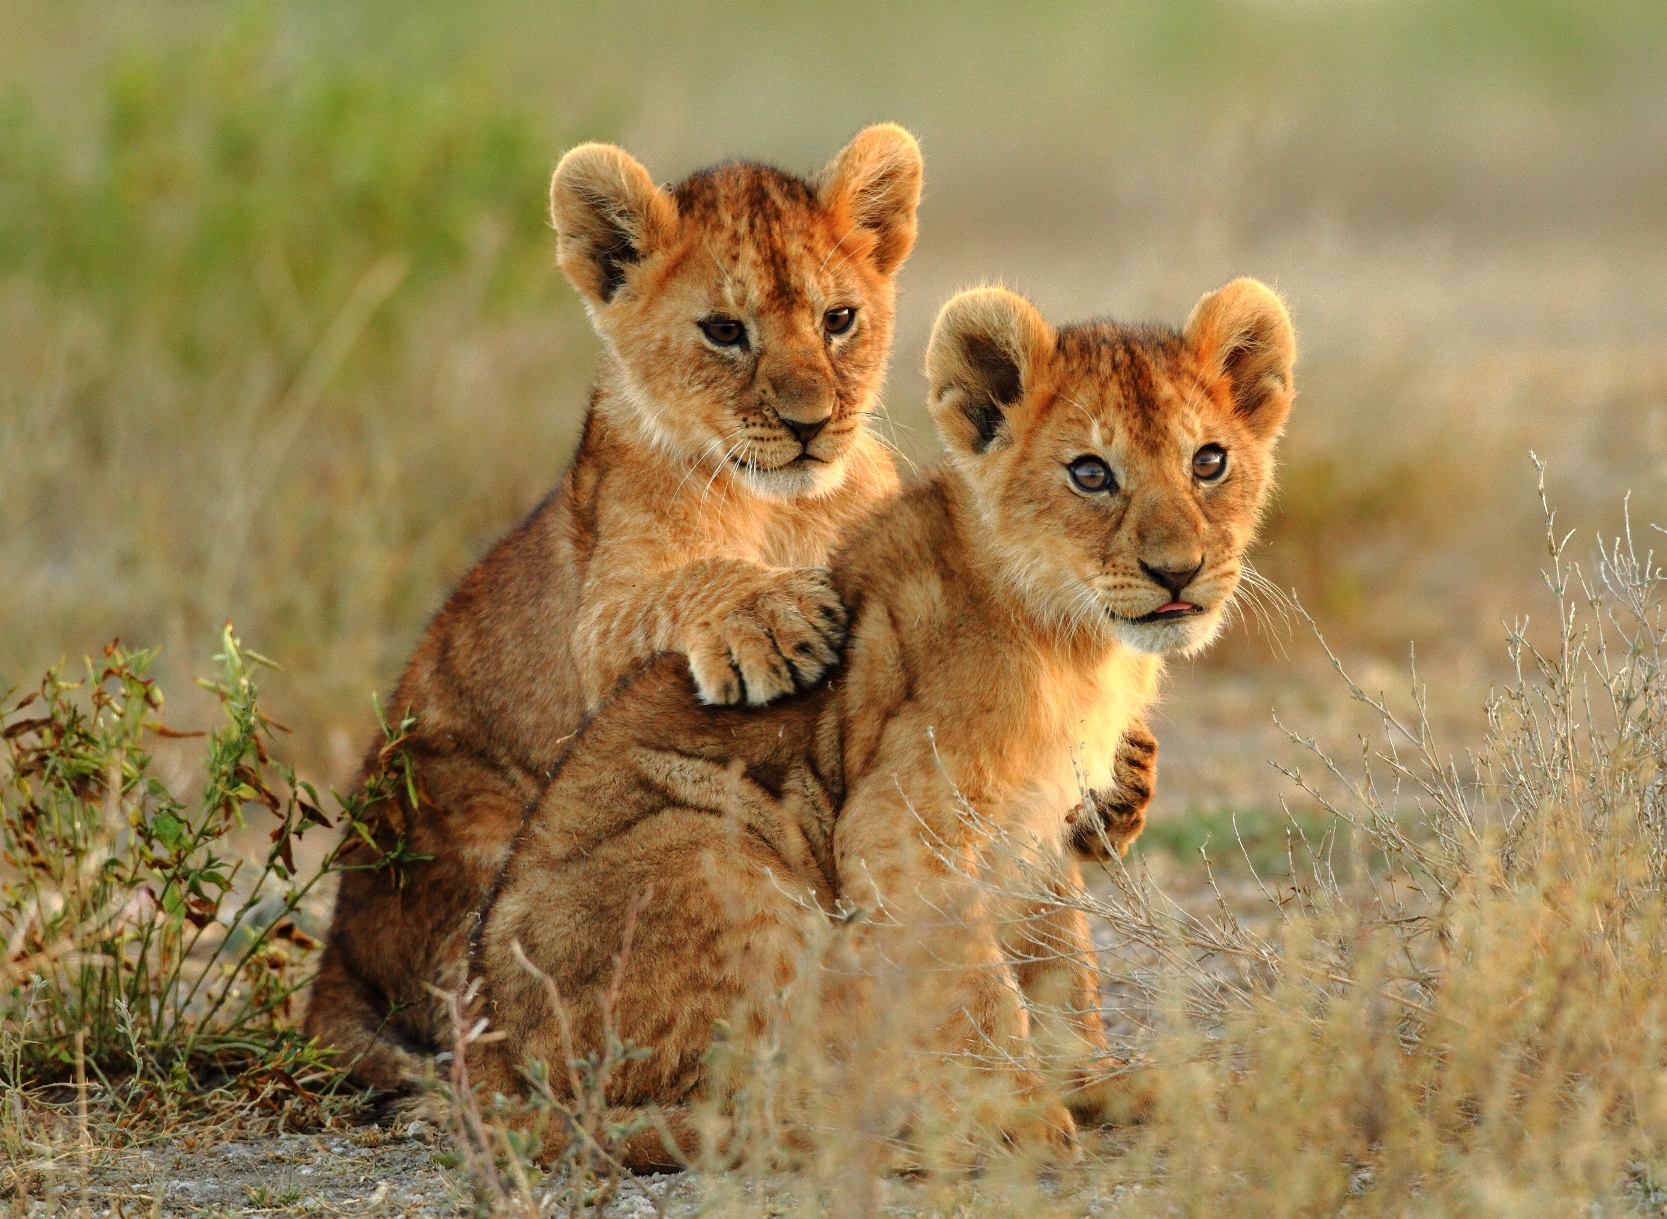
top-left (832, 475), bottom-right (960, 611)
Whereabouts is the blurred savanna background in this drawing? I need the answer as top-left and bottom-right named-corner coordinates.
top-left (4, 0), bottom-right (1665, 820)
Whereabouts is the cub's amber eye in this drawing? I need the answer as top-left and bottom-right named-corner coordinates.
top-left (1066, 456), bottom-right (1116, 493)
top-left (700, 316), bottom-right (747, 347)
top-left (823, 307), bottom-right (855, 335)
top-left (1192, 443), bottom-right (1228, 481)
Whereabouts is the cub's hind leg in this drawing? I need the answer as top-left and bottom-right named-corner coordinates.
top-left (305, 938), bottom-right (429, 1091)
top-left (1012, 860), bottom-right (1153, 1128)
top-left (306, 751), bottom-right (534, 1088)
top-left (472, 805), bottom-right (828, 1169)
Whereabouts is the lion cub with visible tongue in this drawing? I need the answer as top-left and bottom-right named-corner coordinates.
top-left (306, 126), bottom-right (923, 1088)
top-left (472, 278), bottom-right (1296, 1167)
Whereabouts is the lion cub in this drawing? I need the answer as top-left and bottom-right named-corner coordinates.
top-left (470, 278), bottom-right (1296, 1166)
top-left (305, 126), bottom-right (924, 1087)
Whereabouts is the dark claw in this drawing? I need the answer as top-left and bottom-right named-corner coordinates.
top-left (726, 654), bottom-right (748, 705)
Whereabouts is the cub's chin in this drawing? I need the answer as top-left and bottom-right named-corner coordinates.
top-left (1108, 605), bottom-right (1228, 657)
top-left (736, 453), bottom-right (851, 501)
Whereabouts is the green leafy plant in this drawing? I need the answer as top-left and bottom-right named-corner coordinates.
top-left (0, 623), bottom-right (409, 1113)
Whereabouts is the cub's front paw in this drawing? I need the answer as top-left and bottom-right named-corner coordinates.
top-left (1068, 719), bottom-right (1157, 860)
top-left (1068, 1056), bottom-right (1158, 1128)
top-left (1003, 1100), bottom-right (1080, 1165)
top-left (686, 569), bottom-right (848, 706)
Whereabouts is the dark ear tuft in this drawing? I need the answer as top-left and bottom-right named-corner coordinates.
top-left (964, 333), bottom-right (1024, 407)
top-left (816, 124), bottom-right (923, 278)
top-left (925, 289), bottom-right (1053, 457)
top-left (960, 333), bottom-right (1023, 449)
top-left (1184, 278), bottom-right (1296, 443)
top-left (550, 144), bottom-right (677, 308)
top-left (596, 235), bottom-right (638, 300)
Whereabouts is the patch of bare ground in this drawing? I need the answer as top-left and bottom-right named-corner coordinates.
top-left (10, 1121), bottom-right (1182, 1218)
top-left (11, 1124), bottom-right (454, 1218)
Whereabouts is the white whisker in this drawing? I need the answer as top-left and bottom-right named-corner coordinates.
top-left (702, 435), bottom-right (749, 502)
top-left (864, 418), bottom-right (918, 477)
top-left (673, 434), bottom-right (727, 500)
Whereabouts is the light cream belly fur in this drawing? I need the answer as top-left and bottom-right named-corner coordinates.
top-left (989, 648), bottom-right (1164, 852)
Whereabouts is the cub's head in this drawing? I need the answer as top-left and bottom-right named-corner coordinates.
top-left (926, 280), bottom-right (1295, 656)
top-left (551, 125), bottom-right (922, 499)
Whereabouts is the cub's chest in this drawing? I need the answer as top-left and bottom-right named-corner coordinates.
top-left (631, 482), bottom-right (837, 568)
top-left (993, 648), bottom-right (1162, 845)
top-left (750, 502), bottom-right (868, 568)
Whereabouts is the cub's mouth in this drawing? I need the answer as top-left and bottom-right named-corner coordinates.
top-left (724, 443), bottom-right (845, 499)
top-left (730, 449), bottom-right (827, 473)
top-left (1131, 601), bottom-right (1204, 624)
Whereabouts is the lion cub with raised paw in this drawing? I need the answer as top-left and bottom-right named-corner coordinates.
top-left (305, 125), bottom-right (924, 1089)
top-left (468, 278), bottom-right (1296, 1169)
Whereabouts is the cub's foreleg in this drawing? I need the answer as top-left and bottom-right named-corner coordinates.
top-left (832, 776), bottom-right (1079, 1162)
top-left (1010, 860), bottom-right (1152, 1127)
top-left (1030, 719), bottom-right (1158, 1123)
top-left (575, 559), bottom-right (848, 709)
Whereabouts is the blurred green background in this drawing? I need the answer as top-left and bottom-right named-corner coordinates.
top-left (3, 0), bottom-right (1665, 805)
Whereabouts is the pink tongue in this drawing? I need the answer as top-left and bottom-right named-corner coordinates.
top-left (1156, 601), bottom-right (1193, 613)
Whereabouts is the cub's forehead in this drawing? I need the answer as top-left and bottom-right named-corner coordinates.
top-left (665, 163), bottom-right (856, 304)
top-left (1043, 322), bottom-right (1216, 445)
top-left (669, 164), bottom-right (835, 252)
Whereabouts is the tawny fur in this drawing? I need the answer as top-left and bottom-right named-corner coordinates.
top-left (304, 126), bottom-right (926, 1087)
top-left (469, 279), bottom-right (1297, 1167)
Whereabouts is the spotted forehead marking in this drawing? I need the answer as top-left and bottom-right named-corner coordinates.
top-left (1050, 322), bottom-right (1206, 448)
top-left (671, 163), bottom-right (830, 313)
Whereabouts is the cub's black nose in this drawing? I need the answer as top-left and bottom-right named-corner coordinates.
top-left (781, 415), bottom-right (830, 446)
top-left (1140, 559), bottom-right (1203, 599)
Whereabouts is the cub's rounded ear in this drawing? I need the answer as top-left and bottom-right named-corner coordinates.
top-left (550, 143), bottom-right (678, 308)
top-left (1185, 277), bottom-right (1296, 443)
top-left (815, 124), bottom-right (923, 278)
top-left (926, 288), bottom-right (1054, 457)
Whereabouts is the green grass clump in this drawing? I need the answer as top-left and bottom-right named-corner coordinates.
top-left (0, 625), bottom-right (388, 1121)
